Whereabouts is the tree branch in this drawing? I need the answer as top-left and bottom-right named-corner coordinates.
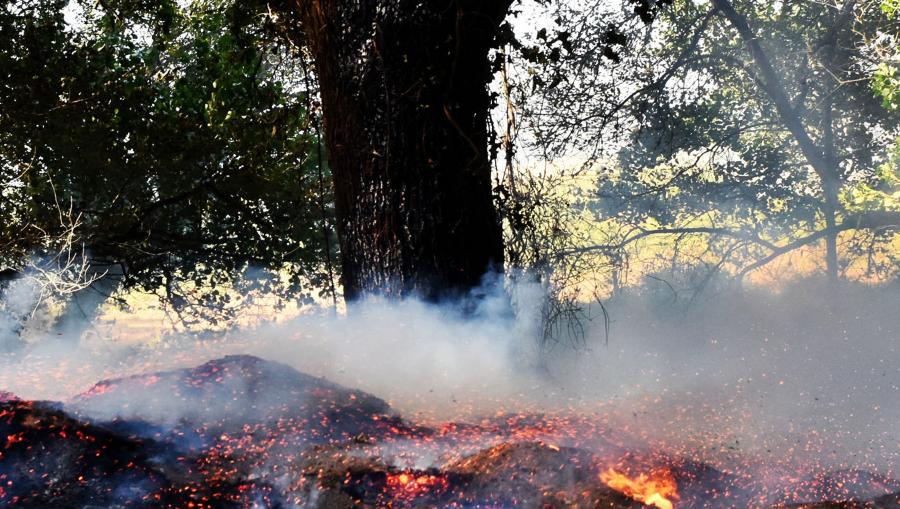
top-left (712, 0), bottom-right (839, 191)
top-left (562, 211), bottom-right (900, 277)
top-left (737, 210), bottom-right (900, 278)
top-left (560, 226), bottom-right (776, 257)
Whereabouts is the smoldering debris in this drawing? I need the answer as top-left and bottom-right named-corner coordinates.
top-left (0, 279), bottom-right (897, 507)
top-left (0, 353), bottom-right (897, 508)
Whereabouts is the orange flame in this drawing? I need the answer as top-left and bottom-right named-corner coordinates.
top-left (600, 467), bottom-right (679, 509)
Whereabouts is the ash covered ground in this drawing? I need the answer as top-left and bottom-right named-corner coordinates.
top-left (0, 353), bottom-right (897, 508)
top-left (1, 280), bottom-right (898, 508)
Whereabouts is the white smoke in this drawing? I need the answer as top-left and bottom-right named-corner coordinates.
top-left (0, 276), bottom-right (897, 478)
top-left (0, 275), bottom-right (40, 350)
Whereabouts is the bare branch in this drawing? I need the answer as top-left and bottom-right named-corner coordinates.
top-left (560, 226), bottom-right (777, 257)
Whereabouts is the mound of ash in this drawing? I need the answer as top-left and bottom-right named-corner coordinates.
top-left (282, 444), bottom-right (453, 508)
top-left (446, 441), bottom-right (646, 507)
top-left (0, 399), bottom-right (171, 507)
top-left (778, 490), bottom-right (900, 508)
top-left (2, 356), bottom-right (419, 508)
top-left (0, 397), bottom-right (298, 508)
top-left (771, 469), bottom-right (900, 507)
top-left (2, 355), bottom-right (899, 508)
top-left (68, 355), bottom-right (418, 451)
top-left (282, 441), bottom-right (645, 508)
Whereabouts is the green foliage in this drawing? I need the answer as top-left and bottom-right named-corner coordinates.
top-left (0, 0), bottom-right (335, 323)
top-left (872, 1), bottom-right (899, 111)
top-left (843, 140), bottom-right (900, 213)
top-left (519, 0), bottom-right (900, 285)
top-left (607, 1), bottom-right (896, 280)
top-left (873, 61), bottom-right (900, 112)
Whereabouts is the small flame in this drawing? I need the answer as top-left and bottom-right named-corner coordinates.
top-left (600, 467), bottom-right (679, 509)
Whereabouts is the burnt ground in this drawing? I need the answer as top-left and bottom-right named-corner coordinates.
top-left (0, 355), bottom-right (897, 508)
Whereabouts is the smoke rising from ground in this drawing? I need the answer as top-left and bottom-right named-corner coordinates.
top-left (0, 276), bottom-right (897, 477)
top-left (0, 276), bottom-right (40, 350)
top-left (550, 280), bottom-right (900, 475)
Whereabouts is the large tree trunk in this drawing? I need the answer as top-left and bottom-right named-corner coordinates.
top-left (291, 0), bottom-right (508, 301)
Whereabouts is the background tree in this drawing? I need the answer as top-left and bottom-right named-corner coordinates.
top-left (0, 0), bottom-right (337, 338)
top-left (520, 0), bottom-right (900, 291)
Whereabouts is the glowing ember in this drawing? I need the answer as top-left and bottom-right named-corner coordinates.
top-left (600, 467), bottom-right (679, 509)
top-left (384, 471), bottom-right (449, 501)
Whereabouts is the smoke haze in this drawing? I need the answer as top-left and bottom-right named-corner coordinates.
top-left (0, 277), bottom-right (897, 478)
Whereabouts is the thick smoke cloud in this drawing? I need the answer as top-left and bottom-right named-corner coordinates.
top-left (0, 277), bottom-right (896, 477)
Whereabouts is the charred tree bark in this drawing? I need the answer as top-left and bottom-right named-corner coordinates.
top-left (290, 1), bottom-right (508, 302)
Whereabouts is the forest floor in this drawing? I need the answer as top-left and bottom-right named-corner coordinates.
top-left (0, 354), bottom-right (898, 508)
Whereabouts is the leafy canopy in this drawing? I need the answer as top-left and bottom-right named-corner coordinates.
top-left (0, 0), bottom-right (335, 323)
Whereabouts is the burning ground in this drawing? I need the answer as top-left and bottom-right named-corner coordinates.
top-left (0, 281), bottom-right (898, 508)
top-left (1, 353), bottom-right (898, 508)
